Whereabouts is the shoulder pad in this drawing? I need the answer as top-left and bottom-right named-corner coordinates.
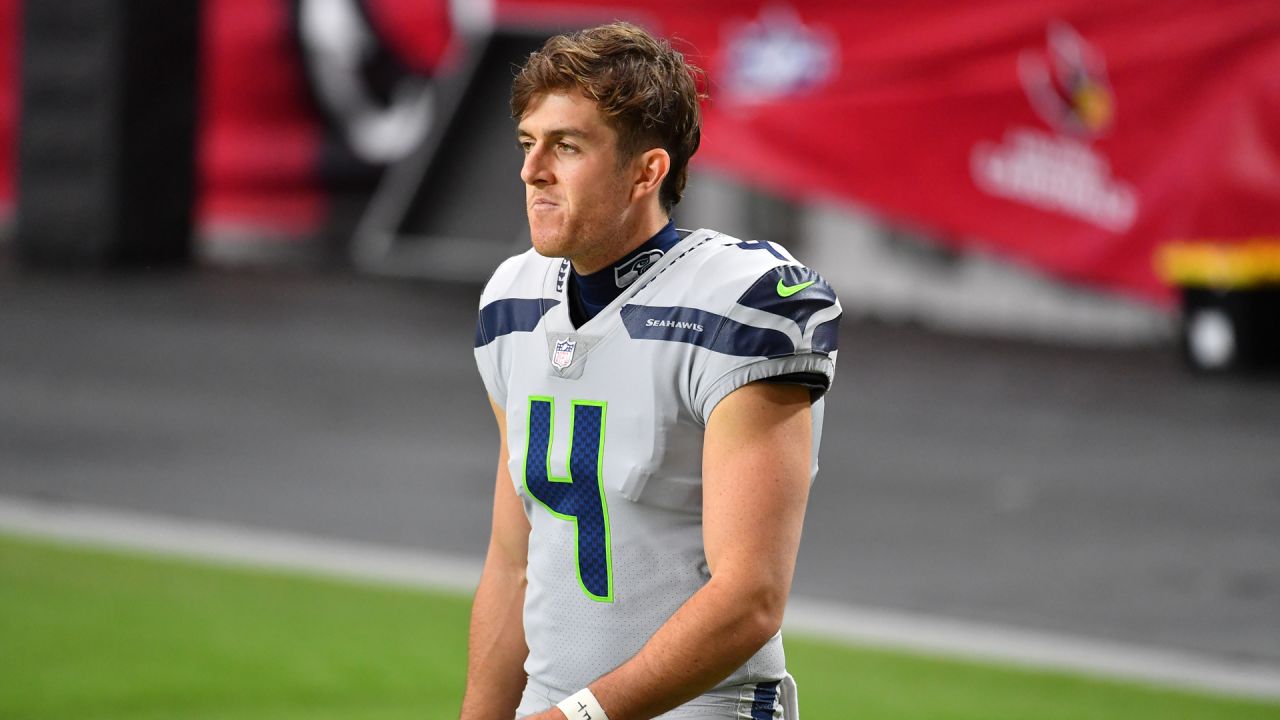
top-left (479, 248), bottom-right (549, 306)
top-left (736, 264), bottom-right (839, 331)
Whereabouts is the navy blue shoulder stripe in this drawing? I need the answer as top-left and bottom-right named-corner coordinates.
top-left (811, 317), bottom-right (840, 355)
top-left (737, 265), bottom-right (837, 331)
top-left (621, 304), bottom-right (795, 358)
top-left (474, 298), bottom-right (559, 348)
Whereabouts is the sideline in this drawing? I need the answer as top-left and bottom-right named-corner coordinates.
top-left (2, 494), bottom-right (1277, 701)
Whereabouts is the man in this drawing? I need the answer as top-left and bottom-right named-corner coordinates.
top-left (464, 22), bottom-right (839, 720)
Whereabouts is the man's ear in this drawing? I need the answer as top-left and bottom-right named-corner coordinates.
top-left (632, 148), bottom-right (671, 202)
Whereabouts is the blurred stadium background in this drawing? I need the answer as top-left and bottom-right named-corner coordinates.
top-left (1, 0), bottom-right (1279, 714)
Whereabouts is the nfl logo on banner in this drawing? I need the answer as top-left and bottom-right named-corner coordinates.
top-left (552, 338), bottom-right (577, 370)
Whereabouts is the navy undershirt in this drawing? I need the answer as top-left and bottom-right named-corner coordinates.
top-left (568, 221), bottom-right (682, 326)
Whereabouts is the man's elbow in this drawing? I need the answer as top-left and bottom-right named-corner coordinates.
top-left (736, 583), bottom-right (789, 645)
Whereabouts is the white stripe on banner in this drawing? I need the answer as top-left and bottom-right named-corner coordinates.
top-left (1, 494), bottom-right (1277, 700)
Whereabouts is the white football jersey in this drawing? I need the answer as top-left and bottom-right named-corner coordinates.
top-left (473, 228), bottom-right (840, 714)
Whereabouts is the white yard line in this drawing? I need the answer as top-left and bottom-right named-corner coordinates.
top-left (783, 598), bottom-right (1280, 699)
top-left (2, 494), bottom-right (1277, 701)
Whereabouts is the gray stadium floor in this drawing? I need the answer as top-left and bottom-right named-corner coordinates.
top-left (2, 266), bottom-right (1278, 668)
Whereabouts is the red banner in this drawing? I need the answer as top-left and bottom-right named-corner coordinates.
top-left (198, 0), bottom-right (325, 234)
top-left (0, 0), bottom-right (16, 213)
top-left (497, 0), bottom-right (1280, 304)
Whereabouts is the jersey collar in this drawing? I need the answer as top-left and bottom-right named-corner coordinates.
top-left (542, 227), bottom-right (716, 340)
top-left (570, 221), bottom-right (682, 324)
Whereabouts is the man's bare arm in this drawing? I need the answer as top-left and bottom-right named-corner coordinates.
top-left (460, 398), bottom-right (532, 719)
top-left (526, 382), bottom-right (813, 720)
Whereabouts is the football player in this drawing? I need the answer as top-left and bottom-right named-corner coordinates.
top-left (463, 21), bottom-right (840, 720)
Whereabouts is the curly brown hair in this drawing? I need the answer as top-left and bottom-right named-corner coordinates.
top-left (511, 22), bottom-right (704, 211)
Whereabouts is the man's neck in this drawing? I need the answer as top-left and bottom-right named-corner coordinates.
top-left (569, 207), bottom-right (669, 276)
top-left (567, 219), bottom-right (681, 326)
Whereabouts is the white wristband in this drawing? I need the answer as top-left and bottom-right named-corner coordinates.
top-left (555, 687), bottom-right (610, 720)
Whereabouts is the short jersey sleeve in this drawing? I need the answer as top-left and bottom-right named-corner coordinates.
top-left (691, 259), bottom-right (841, 424)
top-left (473, 252), bottom-right (541, 407)
top-left (473, 301), bottom-right (509, 407)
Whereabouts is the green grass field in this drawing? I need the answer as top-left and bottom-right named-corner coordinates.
top-left (2, 533), bottom-right (1277, 720)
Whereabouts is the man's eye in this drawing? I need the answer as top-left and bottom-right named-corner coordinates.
top-left (519, 141), bottom-right (533, 153)
top-left (558, 142), bottom-right (578, 154)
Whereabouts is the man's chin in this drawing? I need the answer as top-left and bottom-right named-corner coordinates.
top-left (529, 233), bottom-right (569, 259)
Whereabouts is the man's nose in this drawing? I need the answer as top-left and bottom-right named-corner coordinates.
top-left (521, 145), bottom-right (552, 186)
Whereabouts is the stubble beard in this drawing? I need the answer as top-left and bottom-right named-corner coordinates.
top-left (527, 187), bottom-right (632, 273)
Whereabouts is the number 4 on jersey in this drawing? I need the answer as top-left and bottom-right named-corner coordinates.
top-left (523, 397), bottom-right (614, 603)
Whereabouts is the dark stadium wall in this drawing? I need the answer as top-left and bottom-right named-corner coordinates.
top-left (15, 0), bottom-right (200, 267)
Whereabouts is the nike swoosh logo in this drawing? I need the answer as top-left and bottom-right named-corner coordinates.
top-left (776, 279), bottom-right (815, 297)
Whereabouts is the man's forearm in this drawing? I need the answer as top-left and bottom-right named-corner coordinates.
top-left (587, 571), bottom-right (783, 719)
top-left (460, 559), bottom-right (529, 719)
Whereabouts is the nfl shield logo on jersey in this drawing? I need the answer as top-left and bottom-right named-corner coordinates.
top-left (552, 338), bottom-right (577, 370)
